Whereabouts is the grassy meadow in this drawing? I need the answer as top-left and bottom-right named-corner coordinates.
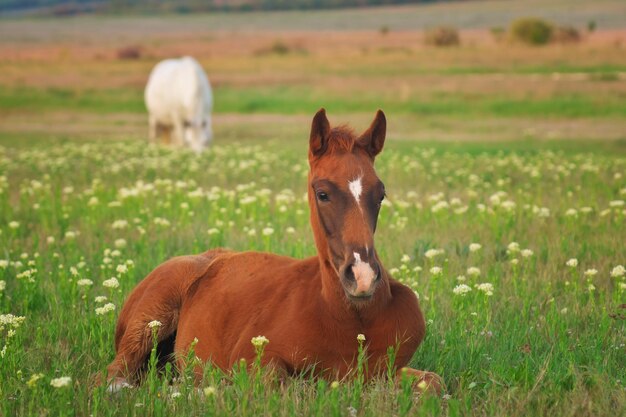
top-left (1, 1), bottom-right (626, 416)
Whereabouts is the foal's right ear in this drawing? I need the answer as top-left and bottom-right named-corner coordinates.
top-left (309, 108), bottom-right (331, 157)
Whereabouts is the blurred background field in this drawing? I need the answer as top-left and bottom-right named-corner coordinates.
top-left (1, 1), bottom-right (625, 416)
top-left (1, 0), bottom-right (626, 145)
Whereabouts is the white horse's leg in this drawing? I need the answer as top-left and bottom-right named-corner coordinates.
top-left (148, 115), bottom-right (158, 144)
top-left (172, 117), bottom-right (185, 148)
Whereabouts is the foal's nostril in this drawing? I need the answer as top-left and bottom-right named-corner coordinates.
top-left (344, 265), bottom-right (356, 282)
top-left (374, 264), bottom-right (381, 281)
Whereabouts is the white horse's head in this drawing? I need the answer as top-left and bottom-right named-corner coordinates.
top-left (184, 115), bottom-right (213, 154)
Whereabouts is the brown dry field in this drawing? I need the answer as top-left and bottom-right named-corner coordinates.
top-left (1, 24), bottom-right (626, 143)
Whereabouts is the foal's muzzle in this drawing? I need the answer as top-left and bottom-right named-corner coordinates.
top-left (340, 252), bottom-right (381, 300)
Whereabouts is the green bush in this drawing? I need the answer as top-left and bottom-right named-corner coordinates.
top-left (587, 20), bottom-right (597, 32)
top-left (424, 26), bottom-right (460, 47)
top-left (509, 18), bottom-right (553, 45)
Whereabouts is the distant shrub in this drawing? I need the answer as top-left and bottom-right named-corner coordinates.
top-left (587, 20), bottom-right (597, 33)
top-left (117, 45), bottom-right (142, 60)
top-left (509, 18), bottom-right (553, 45)
top-left (269, 40), bottom-right (290, 55)
top-left (379, 25), bottom-right (390, 36)
top-left (117, 46), bottom-right (142, 60)
top-left (589, 72), bottom-right (619, 82)
top-left (424, 26), bottom-right (460, 47)
top-left (552, 26), bottom-right (581, 44)
top-left (255, 40), bottom-right (307, 56)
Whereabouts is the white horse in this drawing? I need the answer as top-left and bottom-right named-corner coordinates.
top-left (144, 56), bottom-right (213, 153)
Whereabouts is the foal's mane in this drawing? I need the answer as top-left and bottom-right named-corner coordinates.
top-left (325, 125), bottom-right (360, 154)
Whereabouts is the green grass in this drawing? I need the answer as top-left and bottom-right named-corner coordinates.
top-left (2, 85), bottom-right (625, 118)
top-left (0, 137), bottom-right (625, 416)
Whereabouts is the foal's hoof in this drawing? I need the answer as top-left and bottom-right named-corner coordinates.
top-left (399, 368), bottom-right (445, 396)
top-left (414, 371), bottom-right (444, 395)
top-left (106, 377), bottom-right (134, 393)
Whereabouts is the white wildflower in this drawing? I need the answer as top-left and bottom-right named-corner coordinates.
top-left (469, 243), bottom-right (482, 252)
top-left (453, 284), bottom-right (472, 296)
top-left (95, 303), bottom-right (115, 315)
top-left (424, 249), bottom-right (443, 259)
top-left (76, 279), bottom-right (93, 287)
top-left (610, 265), bottom-right (625, 278)
top-left (476, 283), bottom-right (494, 296)
top-left (147, 320), bottom-right (162, 329)
top-left (467, 267), bottom-right (481, 276)
top-left (251, 335), bottom-right (269, 347)
top-left (521, 249), bottom-right (534, 258)
top-left (50, 376), bottom-right (72, 388)
top-left (103, 277), bottom-right (119, 288)
top-left (429, 266), bottom-right (442, 275)
top-left (507, 242), bottom-right (520, 253)
top-left (566, 258), bottom-right (578, 268)
top-left (112, 220), bottom-right (128, 230)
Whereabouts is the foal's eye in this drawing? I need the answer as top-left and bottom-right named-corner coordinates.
top-left (316, 191), bottom-right (330, 202)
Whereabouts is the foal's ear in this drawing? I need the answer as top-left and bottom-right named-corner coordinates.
top-left (309, 108), bottom-right (331, 157)
top-left (357, 109), bottom-right (386, 159)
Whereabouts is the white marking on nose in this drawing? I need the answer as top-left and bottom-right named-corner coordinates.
top-left (348, 177), bottom-right (363, 207)
top-left (352, 251), bottom-right (376, 294)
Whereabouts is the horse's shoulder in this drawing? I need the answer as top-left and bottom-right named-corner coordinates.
top-left (387, 279), bottom-right (425, 337)
top-left (389, 279), bottom-right (419, 310)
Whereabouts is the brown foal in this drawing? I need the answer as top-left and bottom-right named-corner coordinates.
top-left (106, 109), bottom-right (442, 393)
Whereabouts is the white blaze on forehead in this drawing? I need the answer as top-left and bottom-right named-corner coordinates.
top-left (348, 177), bottom-right (363, 206)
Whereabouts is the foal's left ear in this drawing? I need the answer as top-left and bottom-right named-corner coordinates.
top-left (357, 110), bottom-right (386, 159)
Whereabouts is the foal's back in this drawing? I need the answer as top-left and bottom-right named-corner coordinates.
top-left (175, 252), bottom-right (335, 371)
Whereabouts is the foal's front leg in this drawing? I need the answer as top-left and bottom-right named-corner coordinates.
top-left (396, 367), bottom-right (445, 395)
